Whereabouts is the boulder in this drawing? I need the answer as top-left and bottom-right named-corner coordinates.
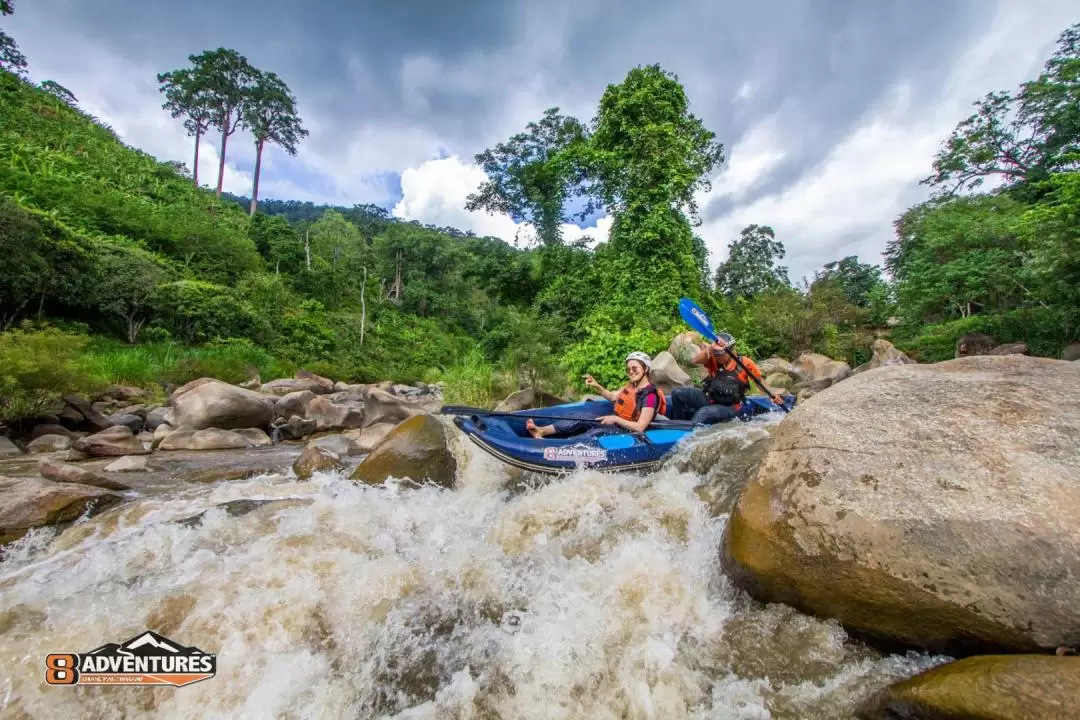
top-left (668, 330), bottom-right (703, 363)
top-left (72, 426), bottom-right (150, 457)
top-left (305, 395), bottom-right (365, 432)
top-left (95, 384), bottom-right (147, 403)
top-left (351, 415), bottom-right (457, 489)
top-left (493, 388), bottom-right (566, 413)
top-left (274, 390), bottom-right (316, 419)
top-left (758, 357), bottom-right (798, 378)
top-left (169, 378), bottom-right (276, 430)
top-left (0, 475), bottom-right (124, 546)
top-left (152, 423), bottom-right (173, 448)
top-left (0, 436), bottom-right (21, 456)
top-left (57, 404), bottom-right (85, 428)
top-left (857, 655), bottom-right (1080, 720)
top-left (30, 423), bottom-right (83, 441)
top-left (292, 445), bottom-right (345, 480)
top-left (234, 428), bottom-right (273, 447)
top-left (26, 435), bottom-right (72, 453)
top-left (649, 351), bottom-right (693, 395)
top-left (107, 413), bottom-right (144, 434)
top-left (272, 415), bottom-right (317, 441)
top-left (763, 372), bottom-right (795, 389)
top-left (143, 406), bottom-right (170, 431)
top-left (722, 355), bottom-right (1080, 656)
top-left (361, 388), bottom-right (441, 428)
top-left (1064, 341), bottom-right (1080, 362)
top-left (259, 371), bottom-right (333, 397)
top-left (39, 458), bottom-right (132, 491)
top-left (990, 341), bottom-right (1031, 356)
top-left (343, 423), bottom-right (396, 454)
top-left (159, 428), bottom-right (270, 451)
top-left (104, 456), bottom-right (149, 473)
top-left (791, 352), bottom-right (851, 386)
top-left (61, 394), bottom-right (111, 432)
top-left (307, 434), bottom-right (355, 457)
top-left (852, 339), bottom-right (915, 375)
top-left (956, 332), bottom-right (996, 358)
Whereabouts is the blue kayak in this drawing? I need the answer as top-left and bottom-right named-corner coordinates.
top-left (447, 395), bottom-right (794, 475)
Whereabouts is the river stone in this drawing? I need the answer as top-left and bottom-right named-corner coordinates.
top-left (0, 475), bottom-right (124, 545)
top-left (143, 406), bottom-right (170, 431)
top-left (790, 352), bottom-right (851, 385)
top-left (61, 394), bottom-right (112, 432)
top-left (856, 655), bottom-right (1080, 720)
top-left (722, 354), bottom-right (1080, 656)
top-left (350, 415), bottom-right (457, 489)
top-left (649, 351), bottom-right (692, 395)
top-left (361, 388), bottom-right (441, 428)
top-left (990, 341), bottom-right (1031, 356)
top-left (493, 388), bottom-right (566, 413)
top-left (26, 434), bottom-right (73, 453)
top-left (39, 458), bottom-right (132, 491)
top-left (343, 423), bottom-right (396, 453)
top-left (104, 455), bottom-right (149, 473)
top-left (159, 428), bottom-right (264, 451)
top-left (274, 390), bottom-right (316, 419)
top-left (305, 395), bottom-right (365, 432)
top-left (30, 424), bottom-right (82, 440)
top-left (852, 339), bottom-right (915, 375)
top-left (107, 413), bottom-right (144, 434)
top-left (307, 434), bottom-right (355, 457)
top-left (1063, 341), bottom-right (1080, 361)
top-left (293, 445), bottom-right (345, 480)
top-left (169, 378), bottom-right (276, 430)
top-left (72, 425), bottom-right (150, 457)
top-left (0, 437), bottom-right (21, 456)
top-left (758, 357), bottom-right (797, 378)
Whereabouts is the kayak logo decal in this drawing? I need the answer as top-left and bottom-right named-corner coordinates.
top-left (45, 630), bottom-right (217, 687)
top-left (543, 443), bottom-right (608, 463)
top-left (690, 307), bottom-right (710, 328)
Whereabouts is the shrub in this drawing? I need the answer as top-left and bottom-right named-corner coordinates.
top-left (0, 323), bottom-right (102, 422)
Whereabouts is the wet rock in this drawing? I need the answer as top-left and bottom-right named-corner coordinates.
top-left (307, 434), bottom-right (355, 457)
top-left (73, 425), bottom-right (150, 457)
top-left (61, 394), bottom-right (111, 431)
top-left (107, 413), bottom-right (144, 434)
top-left (159, 428), bottom-right (269, 451)
top-left (351, 415), bottom-right (457, 489)
top-left (856, 655), bottom-right (1080, 720)
top-left (152, 422), bottom-right (173, 448)
top-left (260, 370), bottom-right (333, 397)
top-left (305, 395), bottom-right (365, 432)
top-left (103, 456), bottom-right (149, 473)
top-left (0, 437), bottom-right (22, 456)
top-left (293, 445), bottom-right (345, 480)
top-left (1064, 341), bottom-right (1080, 362)
top-left (664, 425), bottom-right (774, 518)
top-left (273, 415), bottom-right (317, 441)
top-left (852, 339), bottom-right (915, 375)
top-left (39, 458), bottom-right (132, 491)
top-left (30, 423), bottom-right (83, 440)
top-left (0, 475), bottom-right (124, 545)
top-left (274, 390), bottom-right (316, 419)
top-left (791, 352), bottom-right (851, 386)
top-left (169, 378), bottom-right (276, 430)
top-left (234, 428), bottom-right (272, 447)
top-left (175, 498), bottom-right (312, 528)
top-left (57, 404), bottom-right (85, 428)
top-left (343, 423), bottom-right (396, 454)
top-left (722, 355), bottom-right (1080, 656)
top-left (25, 435), bottom-right (72, 453)
top-left (143, 406), bottom-right (170, 431)
top-left (758, 357), bottom-right (798, 377)
top-left (362, 388), bottom-right (441, 428)
top-left (493, 388), bottom-right (565, 413)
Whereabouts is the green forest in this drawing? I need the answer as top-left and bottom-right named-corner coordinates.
top-left (1, 0), bottom-right (1078, 424)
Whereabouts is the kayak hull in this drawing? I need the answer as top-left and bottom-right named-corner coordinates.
top-left (451, 396), bottom-right (792, 476)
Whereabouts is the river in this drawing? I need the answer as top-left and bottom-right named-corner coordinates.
top-left (0, 416), bottom-right (946, 719)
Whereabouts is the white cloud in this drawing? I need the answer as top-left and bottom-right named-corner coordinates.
top-left (697, 0), bottom-right (1078, 282)
top-left (392, 155), bottom-right (612, 247)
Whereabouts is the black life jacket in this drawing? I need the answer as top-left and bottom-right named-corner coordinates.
top-left (702, 362), bottom-right (749, 406)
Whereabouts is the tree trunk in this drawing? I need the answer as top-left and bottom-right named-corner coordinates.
top-left (304, 228), bottom-right (311, 270)
top-left (249, 138), bottom-right (264, 216)
top-left (360, 266), bottom-right (367, 346)
top-left (193, 127), bottom-right (202, 188)
top-left (216, 108), bottom-right (231, 198)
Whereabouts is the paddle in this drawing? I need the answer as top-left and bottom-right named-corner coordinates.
top-left (677, 296), bottom-right (791, 414)
top-left (439, 405), bottom-right (698, 430)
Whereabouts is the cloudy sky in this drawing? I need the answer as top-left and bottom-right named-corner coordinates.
top-left (6, 0), bottom-right (1077, 281)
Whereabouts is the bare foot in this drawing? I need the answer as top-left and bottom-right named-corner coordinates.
top-left (525, 419), bottom-right (551, 439)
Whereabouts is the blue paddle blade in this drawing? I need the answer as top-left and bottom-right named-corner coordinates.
top-left (678, 297), bottom-right (717, 342)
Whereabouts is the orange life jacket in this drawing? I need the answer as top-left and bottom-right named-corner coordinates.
top-left (613, 383), bottom-right (667, 422)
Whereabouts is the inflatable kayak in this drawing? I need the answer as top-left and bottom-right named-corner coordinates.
top-left (444, 395), bottom-right (794, 475)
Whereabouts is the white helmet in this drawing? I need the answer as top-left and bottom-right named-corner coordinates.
top-left (625, 351), bottom-right (652, 371)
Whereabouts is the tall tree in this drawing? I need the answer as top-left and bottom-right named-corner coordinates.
top-left (812, 256), bottom-right (884, 308)
top-left (179, 48), bottom-right (259, 198)
top-left (0, 0), bottom-right (27, 76)
top-left (241, 70), bottom-right (308, 216)
top-left (713, 224), bottom-right (790, 300)
top-left (465, 107), bottom-right (588, 246)
top-left (157, 66), bottom-right (214, 188)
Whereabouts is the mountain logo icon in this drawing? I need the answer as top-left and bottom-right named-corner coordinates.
top-left (45, 630), bottom-right (217, 687)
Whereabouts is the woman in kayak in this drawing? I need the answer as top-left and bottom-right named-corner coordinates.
top-left (525, 351), bottom-right (667, 439)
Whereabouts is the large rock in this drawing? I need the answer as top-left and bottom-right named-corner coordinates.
top-left (0, 436), bottom-right (21, 456)
top-left (956, 332), bottom-right (996, 358)
top-left (61, 394), bottom-right (111, 432)
top-left (493, 388), bottom-right (566, 413)
top-left (857, 655), bottom-right (1080, 720)
top-left (722, 355), bottom-right (1080, 656)
top-left (361, 388), bottom-right (441, 428)
top-left (790, 352), bottom-right (851, 386)
top-left (272, 415), bottom-right (317, 441)
top-left (159, 428), bottom-right (270, 451)
top-left (72, 425), bottom-right (150, 457)
top-left (343, 423), bottom-right (396, 454)
top-left (1064, 341), bottom-right (1080, 362)
top-left (169, 378), bottom-right (276, 430)
top-left (649, 351), bottom-right (692, 395)
top-left (292, 445), bottom-right (345, 480)
top-left (758, 357), bottom-right (797, 378)
top-left (0, 475), bottom-right (124, 545)
top-left (274, 390), bottom-right (316, 419)
top-left (26, 435), bottom-right (73, 453)
top-left (143, 406), bottom-right (170, 431)
top-left (990, 341), bottom-right (1031, 356)
top-left (39, 458), bottom-right (132, 491)
top-left (305, 395), bottom-right (365, 432)
top-left (350, 415), bottom-right (457, 489)
top-left (852, 339), bottom-right (915, 375)
top-left (259, 371), bottom-right (333, 397)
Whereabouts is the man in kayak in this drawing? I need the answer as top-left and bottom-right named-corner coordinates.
top-left (526, 351), bottom-right (667, 438)
top-left (668, 333), bottom-right (786, 425)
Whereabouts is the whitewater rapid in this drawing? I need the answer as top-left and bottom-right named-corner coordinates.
top-left (0, 418), bottom-right (944, 719)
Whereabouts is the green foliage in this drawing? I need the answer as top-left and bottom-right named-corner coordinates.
top-left (438, 347), bottom-right (514, 408)
top-left (151, 280), bottom-right (259, 344)
top-left (499, 308), bottom-right (570, 393)
top-left (714, 224), bottom-right (790, 300)
top-left (0, 324), bottom-right (101, 423)
top-left (560, 315), bottom-right (672, 391)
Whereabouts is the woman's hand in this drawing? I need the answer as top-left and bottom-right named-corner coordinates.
top-left (597, 415), bottom-right (621, 425)
top-left (583, 374), bottom-right (601, 390)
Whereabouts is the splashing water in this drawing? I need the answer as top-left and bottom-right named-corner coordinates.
top-left (0, 416), bottom-right (945, 719)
